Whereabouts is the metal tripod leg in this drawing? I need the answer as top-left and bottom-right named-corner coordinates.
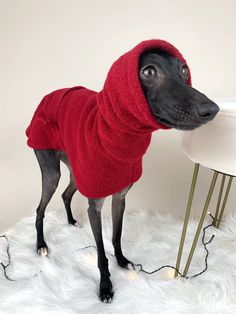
top-left (213, 175), bottom-right (226, 227)
top-left (174, 163), bottom-right (200, 278)
top-left (182, 171), bottom-right (218, 277)
top-left (215, 176), bottom-right (233, 228)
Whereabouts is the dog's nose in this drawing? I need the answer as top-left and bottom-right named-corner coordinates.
top-left (195, 102), bottom-right (220, 120)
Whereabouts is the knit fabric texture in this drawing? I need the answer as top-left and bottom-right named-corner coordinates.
top-left (26, 39), bottom-right (191, 198)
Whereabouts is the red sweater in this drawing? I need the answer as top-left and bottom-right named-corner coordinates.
top-left (26, 39), bottom-right (191, 198)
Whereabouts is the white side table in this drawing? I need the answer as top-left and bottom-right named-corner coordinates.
top-left (175, 100), bottom-right (236, 277)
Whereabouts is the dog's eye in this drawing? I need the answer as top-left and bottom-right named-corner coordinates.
top-left (142, 66), bottom-right (156, 78)
top-left (181, 65), bottom-right (188, 77)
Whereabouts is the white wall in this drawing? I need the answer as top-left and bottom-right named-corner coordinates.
top-left (1, 0), bottom-right (236, 232)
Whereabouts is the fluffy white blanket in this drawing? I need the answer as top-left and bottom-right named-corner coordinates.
top-left (1, 208), bottom-right (236, 314)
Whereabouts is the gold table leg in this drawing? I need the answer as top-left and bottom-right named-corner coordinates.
top-left (174, 163), bottom-right (200, 278)
top-left (182, 171), bottom-right (218, 277)
top-left (213, 175), bottom-right (226, 227)
top-left (175, 164), bottom-right (234, 279)
top-left (215, 176), bottom-right (233, 228)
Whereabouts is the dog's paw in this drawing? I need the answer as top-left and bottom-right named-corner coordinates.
top-left (37, 242), bottom-right (49, 256)
top-left (117, 255), bottom-right (134, 270)
top-left (69, 218), bottom-right (83, 228)
top-left (37, 246), bottom-right (48, 256)
top-left (99, 278), bottom-right (114, 303)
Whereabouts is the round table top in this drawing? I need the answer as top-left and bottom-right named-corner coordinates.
top-left (217, 99), bottom-right (236, 114)
top-left (182, 99), bottom-right (236, 176)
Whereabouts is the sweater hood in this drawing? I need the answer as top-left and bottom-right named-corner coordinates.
top-left (97, 39), bottom-right (192, 135)
top-left (26, 39), bottom-right (192, 198)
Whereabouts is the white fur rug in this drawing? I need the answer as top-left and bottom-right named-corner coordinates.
top-left (1, 208), bottom-right (236, 314)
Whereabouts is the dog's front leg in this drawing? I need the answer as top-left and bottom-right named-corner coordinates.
top-left (112, 184), bottom-right (133, 269)
top-left (87, 198), bottom-right (113, 303)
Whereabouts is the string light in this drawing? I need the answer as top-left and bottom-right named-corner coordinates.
top-left (0, 213), bottom-right (219, 282)
top-left (0, 235), bottom-right (16, 281)
top-left (126, 269), bottom-right (139, 281)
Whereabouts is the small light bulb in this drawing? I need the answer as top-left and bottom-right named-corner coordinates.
top-left (126, 271), bottom-right (138, 281)
top-left (84, 253), bottom-right (96, 265)
top-left (163, 268), bottom-right (175, 280)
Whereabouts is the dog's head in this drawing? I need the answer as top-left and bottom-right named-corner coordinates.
top-left (139, 50), bottom-right (219, 130)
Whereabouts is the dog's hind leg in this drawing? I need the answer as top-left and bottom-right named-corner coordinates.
top-left (60, 152), bottom-right (79, 226)
top-left (112, 184), bottom-right (133, 269)
top-left (61, 173), bottom-right (78, 226)
top-left (87, 197), bottom-right (113, 303)
top-left (34, 149), bottom-right (61, 256)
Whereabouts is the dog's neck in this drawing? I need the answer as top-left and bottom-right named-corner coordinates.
top-left (96, 91), bottom-right (163, 163)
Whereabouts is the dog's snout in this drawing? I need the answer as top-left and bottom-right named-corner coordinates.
top-left (195, 102), bottom-right (219, 120)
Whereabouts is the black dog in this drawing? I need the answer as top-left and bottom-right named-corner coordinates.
top-left (32, 49), bottom-right (219, 303)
